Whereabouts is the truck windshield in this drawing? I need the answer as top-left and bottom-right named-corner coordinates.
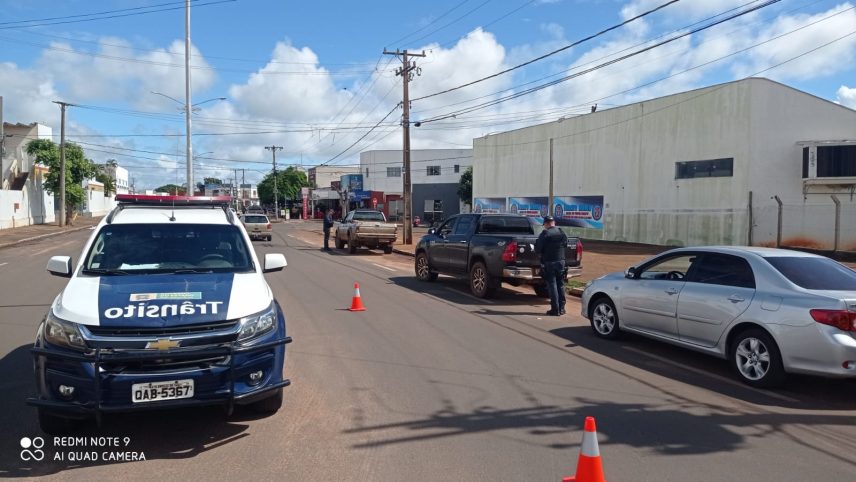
top-left (353, 212), bottom-right (386, 222)
top-left (83, 223), bottom-right (254, 274)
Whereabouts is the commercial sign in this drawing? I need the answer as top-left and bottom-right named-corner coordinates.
top-left (341, 174), bottom-right (363, 192)
top-left (472, 198), bottom-right (506, 214)
top-left (508, 197), bottom-right (548, 219)
top-left (552, 196), bottom-right (604, 229)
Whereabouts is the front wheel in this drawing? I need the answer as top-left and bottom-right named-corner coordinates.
top-left (730, 329), bottom-right (785, 388)
top-left (589, 298), bottom-right (621, 339)
top-left (469, 261), bottom-right (498, 299)
top-left (251, 388), bottom-right (283, 414)
top-left (415, 252), bottom-right (438, 281)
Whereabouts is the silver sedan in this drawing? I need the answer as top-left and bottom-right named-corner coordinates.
top-left (581, 247), bottom-right (856, 387)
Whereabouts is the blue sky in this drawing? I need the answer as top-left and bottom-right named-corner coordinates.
top-left (2, 0), bottom-right (856, 189)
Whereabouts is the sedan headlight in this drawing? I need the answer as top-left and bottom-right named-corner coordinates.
top-left (237, 305), bottom-right (277, 343)
top-left (44, 311), bottom-right (87, 351)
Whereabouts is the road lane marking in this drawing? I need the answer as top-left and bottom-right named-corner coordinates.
top-left (623, 346), bottom-right (799, 403)
top-left (372, 263), bottom-right (396, 272)
top-left (0, 262), bottom-right (7, 267)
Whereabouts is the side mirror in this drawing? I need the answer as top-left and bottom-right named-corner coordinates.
top-left (263, 253), bottom-right (287, 273)
top-left (427, 228), bottom-right (436, 235)
top-left (47, 256), bottom-right (73, 278)
top-left (625, 267), bottom-right (637, 279)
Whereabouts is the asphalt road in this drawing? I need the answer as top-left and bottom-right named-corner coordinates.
top-left (0, 221), bottom-right (855, 481)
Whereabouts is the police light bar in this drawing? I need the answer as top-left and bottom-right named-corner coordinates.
top-left (115, 194), bottom-right (233, 205)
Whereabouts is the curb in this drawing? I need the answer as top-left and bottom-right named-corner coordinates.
top-left (392, 248), bottom-right (415, 258)
top-left (0, 224), bottom-right (96, 251)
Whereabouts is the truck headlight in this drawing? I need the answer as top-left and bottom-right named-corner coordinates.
top-left (44, 311), bottom-right (87, 351)
top-left (237, 305), bottom-right (277, 343)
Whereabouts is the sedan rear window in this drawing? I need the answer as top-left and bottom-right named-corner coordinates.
top-left (765, 257), bottom-right (856, 290)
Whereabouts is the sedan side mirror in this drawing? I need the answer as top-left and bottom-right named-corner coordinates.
top-left (263, 253), bottom-right (287, 273)
top-left (47, 256), bottom-right (73, 278)
top-left (625, 266), bottom-right (637, 279)
top-left (427, 228), bottom-right (436, 235)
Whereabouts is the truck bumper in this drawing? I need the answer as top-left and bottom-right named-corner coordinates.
top-left (503, 266), bottom-right (582, 283)
top-left (28, 334), bottom-right (292, 418)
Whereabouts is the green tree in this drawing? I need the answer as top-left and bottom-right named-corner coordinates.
top-left (457, 166), bottom-right (473, 206)
top-left (154, 184), bottom-right (186, 195)
top-left (26, 139), bottom-right (98, 225)
top-left (257, 167), bottom-right (309, 208)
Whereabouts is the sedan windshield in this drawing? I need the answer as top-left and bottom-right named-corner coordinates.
top-left (765, 256), bottom-right (856, 290)
top-left (83, 223), bottom-right (254, 274)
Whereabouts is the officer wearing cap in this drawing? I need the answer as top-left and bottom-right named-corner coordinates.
top-left (535, 215), bottom-right (568, 316)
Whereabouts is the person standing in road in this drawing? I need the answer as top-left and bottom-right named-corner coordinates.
top-left (322, 207), bottom-right (334, 251)
top-left (535, 215), bottom-right (568, 316)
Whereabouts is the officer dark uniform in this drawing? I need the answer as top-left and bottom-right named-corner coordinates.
top-left (534, 215), bottom-right (568, 316)
top-left (322, 208), bottom-right (334, 251)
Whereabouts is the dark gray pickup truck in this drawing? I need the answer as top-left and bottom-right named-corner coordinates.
top-left (414, 213), bottom-right (582, 298)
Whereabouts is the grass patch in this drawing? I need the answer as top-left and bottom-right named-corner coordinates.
top-left (566, 279), bottom-right (588, 289)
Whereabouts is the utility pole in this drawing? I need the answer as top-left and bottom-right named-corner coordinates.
top-left (184, 0), bottom-right (194, 192)
top-left (548, 138), bottom-right (554, 212)
top-left (53, 101), bottom-right (74, 227)
top-left (384, 48), bottom-right (425, 245)
top-left (265, 146), bottom-right (283, 219)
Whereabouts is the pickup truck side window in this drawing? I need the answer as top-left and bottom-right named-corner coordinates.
top-left (477, 216), bottom-right (534, 234)
top-left (453, 216), bottom-right (473, 235)
top-left (437, 218), bottom-right (457, 236)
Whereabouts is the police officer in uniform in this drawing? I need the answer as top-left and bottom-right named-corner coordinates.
top-left (322, 207), bottom-right (334, 251)
top-left (535, 215), bottom-right (568, 316)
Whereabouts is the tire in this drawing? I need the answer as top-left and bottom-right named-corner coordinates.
top-left (383, 244), bottom-right (393, 254)
top-left (533, 284), bottom-right (550, 298)
top-left (251, 388), bottom-right (283, 414)
top-left (38, 409), bottom-right (77, 435)
top-left (589, 297), bottom-right (621, 339)
top-left (730, 328), bottom-right (785, 388)
top-left (267, 235), bottom-right (273, 242)
top-left (348, 234), bottom-right (357, 254)
top-left (469, 261), bottom-right (498, 299)
top-left (335, 236), bottom-right (344, 249)
top-left (415, 252), bottom-right (438, 282)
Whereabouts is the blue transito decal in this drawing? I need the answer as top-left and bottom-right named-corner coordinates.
top-left (98, 273), bottom-right (234, 327)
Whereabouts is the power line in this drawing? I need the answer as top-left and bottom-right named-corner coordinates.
top-left (318, 104), bottom-right (401, 167)
top-left (0, 0), bottom-right (236, 30)
top-left (417, 0), bottom-right (781, 124)
top-left (439, 0), bottom-right (537, 48)
top-left (404, 0), bottom-right (494, 47)
top-left (386, 0), bottom-right (474, 47)
top-left (411, 0), bottom-right (681, 102)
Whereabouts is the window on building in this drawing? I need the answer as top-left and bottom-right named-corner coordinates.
top-left (387, 167), bottom-right (401, 177)
top-left (454, 164), bottom-right (460, 173)
top-left (365, 167), bottom-right (369, 178)
top-left (803, 145), bottom-right (856, 178)
top-left (427, 166), bottom-right (441, 176)
top-left (675, 158), bottom-right (733, 179)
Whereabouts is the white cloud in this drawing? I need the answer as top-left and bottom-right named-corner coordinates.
top-left (0, 62), bottom-right (60, 126)
top-left (837, 85), bottom-right (856, 108)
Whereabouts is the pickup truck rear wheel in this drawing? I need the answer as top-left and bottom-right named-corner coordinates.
top-left (335, 236), bottom-right (344, 249)
top-left (383, 244), bottom-right (393, 254)
top-left (348, 233), bottom-right (357, 254)
top-left (533, 284), bottom-right (550, 298)
top-left (415, 252), bottom-right (438, 281)
top-left (470, 261), bottom-right (498, 298)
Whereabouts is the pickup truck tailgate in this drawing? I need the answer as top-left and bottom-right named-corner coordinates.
top-left (510, 235), bottom-right (581, 268)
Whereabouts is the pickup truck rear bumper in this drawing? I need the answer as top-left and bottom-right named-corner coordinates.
top-left (503, 266), bottom-right (582, 283)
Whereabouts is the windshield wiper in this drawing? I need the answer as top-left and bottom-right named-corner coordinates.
top-left (170, 269), bottom-right (214, 274)
top-left (82, 268), bottom-right (131, 276)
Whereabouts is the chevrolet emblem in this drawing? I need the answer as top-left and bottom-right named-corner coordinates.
top-left (146, 339), bottom-right (180, 350)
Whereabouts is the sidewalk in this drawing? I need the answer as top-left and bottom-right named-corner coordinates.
top-left (0, 217), bottom-right (103, 250)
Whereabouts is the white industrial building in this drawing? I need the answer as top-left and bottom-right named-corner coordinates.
top-left (473, 78), bottom-right (856, 251)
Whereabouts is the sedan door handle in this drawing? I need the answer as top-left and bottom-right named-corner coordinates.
top-left (459, 240), bottom-right (467, 243)
top-left (665, 288), bottom-right (680, 295)
top-left (727, 295), bottom-right (745, 303)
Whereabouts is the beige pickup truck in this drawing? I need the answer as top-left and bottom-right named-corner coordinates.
top-left (334, 210), bottom-right (398, 254)
top-left (240, 213), bottom-right (272, 241)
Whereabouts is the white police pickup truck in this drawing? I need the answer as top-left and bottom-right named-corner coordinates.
top-left (29, 195), bottom-right (292, 433)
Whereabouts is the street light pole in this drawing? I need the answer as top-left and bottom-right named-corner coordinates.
top-left (184, 0), bottom-right (193, 193)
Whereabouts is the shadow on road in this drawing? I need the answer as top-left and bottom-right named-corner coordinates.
top-left (549, 326), bottom-right (856, 411)
top-left (343, 398), bottom-right (856, 466)
top-left (0, 344), bottom-right (269, 478)
top-left (387, 275), bottom-right (546, 308)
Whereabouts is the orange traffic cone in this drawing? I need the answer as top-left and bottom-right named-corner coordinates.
top-left (562, 416), bottom-right (606, 482)
top-left (349, 282), bottom-right (366, 311)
